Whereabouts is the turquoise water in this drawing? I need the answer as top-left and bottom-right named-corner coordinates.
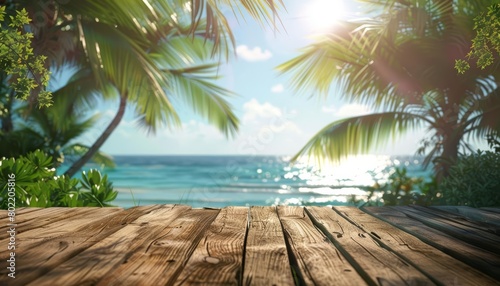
top-left (82, 155), bottom-right (432, 208)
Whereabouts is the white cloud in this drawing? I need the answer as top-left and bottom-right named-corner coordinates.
top-left (322, 103), bottom-right (371, 117)
top-left (242, 99), bottom-right (301, 134)
top-left (271, 84), bottom-right (284, 93)
top-left (236, 45), bottom-right (272, 62)
top-left (243, 99), bottom-right (282, 122)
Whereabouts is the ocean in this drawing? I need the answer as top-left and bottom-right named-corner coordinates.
top-left (82, 155), bottom-right (432, 208)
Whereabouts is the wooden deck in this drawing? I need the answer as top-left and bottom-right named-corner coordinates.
top-left (1, 205), bottom-right (499, 285)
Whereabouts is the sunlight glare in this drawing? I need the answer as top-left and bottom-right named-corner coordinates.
top-left (305, 0), bottom-right (346, 32)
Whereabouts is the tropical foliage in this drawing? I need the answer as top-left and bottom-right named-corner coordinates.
top-left (0, 6), bottom-right (113, 169)
top-left (456, 3), bottom-right (500, 73)
top-left (0, 150), bottom-right (117, 208)
top-left (350, 167), bottom-right (441, 207)
top-left (0, 0), bottom-right (284, 178)
top-left (19, 0), bottom-right (283, 177)
top-left (440, 135), bottom-right (500, 207)
top-left (0, 93), bottom-right (115, 168)
top-left (279, 0), bottom-right (500, 179)
top-left (0, 6), bottom-right (51, 107)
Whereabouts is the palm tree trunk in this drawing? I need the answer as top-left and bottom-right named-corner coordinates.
top-left (440, 141), bottom-right (458, 176)
top-left (64, 94), bottom-right (127, 177)
top-left (437, 125), bottom-right (461, 181)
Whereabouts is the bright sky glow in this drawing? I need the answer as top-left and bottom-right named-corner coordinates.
top-left (305, 0), bottom-right (346, 32)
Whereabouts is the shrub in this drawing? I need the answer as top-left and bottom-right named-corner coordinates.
top-left (0, 150), bottom-right (117, 208)
top-left (440, 150), bottom-right (500, 207)
top-left (350, 167), bottom-right (442, 206)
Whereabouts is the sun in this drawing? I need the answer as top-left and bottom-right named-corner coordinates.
top-left (305, 0), bottom-right (346, 32)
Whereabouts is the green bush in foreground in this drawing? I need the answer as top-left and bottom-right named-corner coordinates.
top-left (351, 167), bottom-right (442, 207)
top-left (440, 150), bottom-right (500, 207)
top-left (0, 150), bottom-right (117, 208)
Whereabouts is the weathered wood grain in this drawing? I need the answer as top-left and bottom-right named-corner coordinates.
top-left (0, 207), bottom-right (124, 277)
top-left (27, 205), bottom-right (193, 286)
top-left (175, 207), bottom-right (248, 285)
top-left (243, 206), bottom-right (294, 285)
top-left (98, 208), bottom-right (220, 286)
top-left (0, 208), bottom-right (122, 244)
top-left (0, 207), bottom-right (121, 264)
top-left (306, 206), bottom-right (432, 286)
top-left (12, 207), bottom-right (43, 214)
top-left (0, 207), bottom-right (85, 236)
top-left (434, 206), bottom-right (500, 229)
top-left (0, 205), bottom-right (498, 285)
top-left (394, 206), bottom-right (500, 254)
top-left (481, 207), bottom-right (500, 214)
top-left (363, 206), bottom-right (500, 280)
top-left (278, 206), bottom-right (367, 286)
top-left (0, 207), bottom-right (41, 224)
top-left (338, 206), bottom-right (499, 285)
top-left (0, 204), bottom-right (162, 285)
top-left (419, 206), bottom-right (500, 234)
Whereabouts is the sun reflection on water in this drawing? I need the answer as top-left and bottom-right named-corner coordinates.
top-left (270, 154), bottom-right (425, 206)
top-left (288, 155), bottom-right (393, 187)
top-left (109, 154), bottom-right (430, 208)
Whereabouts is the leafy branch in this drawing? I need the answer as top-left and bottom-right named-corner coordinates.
top-left (0, 6), bottom-right (52, 107)
top-left (456, 4), bottom-right (500, 73)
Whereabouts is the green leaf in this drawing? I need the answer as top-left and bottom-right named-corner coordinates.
top-left (291, 112), bottom-right (424, 163)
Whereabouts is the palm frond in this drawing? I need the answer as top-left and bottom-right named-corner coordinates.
top-left (190, 0), bottom-right (285, 57)
top-left (63, 143), bottom-right (116, 168)
top-left (153, 35), bottom-right (238, 136)
top-left (51, 67), bottom-right (118, 113)
top-left (78, 20), bottom-right (182, 131)
top-left (167, 65), bottom-right (239, 137)
top-left (291, 112), bottom-right (425, 163)
top-left (465, 87), bottom-right (500, 134)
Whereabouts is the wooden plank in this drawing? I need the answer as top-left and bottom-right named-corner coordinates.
top-left (0, 207), bottom-right (82, 235)
top-left (434, 206), bottom-right (500, 228)
top-left (395, 206), bottom-right (500, 254)
top-left (336, 206), bottom-right (499, 285)
top-left (0, 207), bottom-right (121, 241)
top-left (0, 207), bottom-right (122, 255)
top-left (437, 206), bottom-right (500, 219)
top-left (243, 206), bottom-right (294, 285)
top-left (0, 204), bottom-right (162, 285)
top-left (479, 207), bottom-right (500, 214)
top-left (0, 207), bottom-right (42, 224)
top-left (363, 206), bottom-right (500, 280)
top-left (95, 208), bottom-right (220, 286)
top-left (0, 207), bottom-right (41, 223)
top-left (481, 207), bottom-right (500, 214)
top-left (12, 207), bottom-right (43, 213)
top-left (306, 206), bottom-right (432, 286)
top-left (279, 206), bottom-right (368, 286)
top-left (25, 205), bottom-right (191, 286)
top-left (422, 206), bottom-right (500, 234)
top-left (174, 207), bottom-right (248, 285)
top-left (0, 207), bottom-right (123, 250)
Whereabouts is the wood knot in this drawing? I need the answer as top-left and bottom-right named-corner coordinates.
top-left (204, 256), bottom-right (220, 264)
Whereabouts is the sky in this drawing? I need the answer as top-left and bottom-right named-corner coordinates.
top-left (80, 0), bottom-right (429, 156)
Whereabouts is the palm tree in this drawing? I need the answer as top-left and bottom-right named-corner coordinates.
top-left (0, 71), bottom-right (114, 168)
top-left (278, 0), bottom-right (500, 179)
top-left (23, 79), bottom-right (116, 168)
top-left (12, 0), bottom-right (284, 177)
